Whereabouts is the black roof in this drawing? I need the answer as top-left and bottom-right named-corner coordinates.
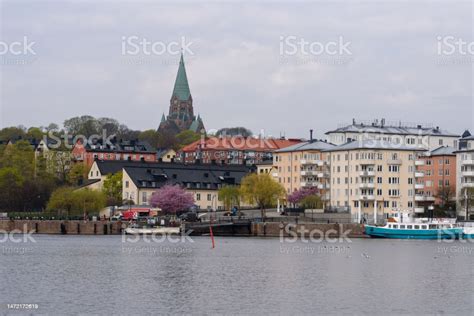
top-left (94, 160), bottom-right (255, 190)
top-left (125, 163), bottom-right (253, 190)
top-left (86, 138), bottom-right (156, 153)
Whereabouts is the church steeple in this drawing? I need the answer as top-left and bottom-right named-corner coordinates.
top-left (172, 53), bottom-right (191, 101)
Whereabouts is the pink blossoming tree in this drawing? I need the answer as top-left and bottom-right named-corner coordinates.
top-left (287, 187), bottom-right (319, 206)
top-left (150, 185), bottom-right (195, 214)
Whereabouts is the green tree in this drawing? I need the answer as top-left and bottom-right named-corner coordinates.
top-left (218, 185), bottom-right (241, 212)
top-left (103, 171), bottom-right (123, 206)
top-left (175, 130), bottom-right (200, 149)
top-left (0, 126), bottom-right (26, 142)
top-left (0, 167), bottom-right (24, 211)
top-left (26, 127), bottom-right (44, 140)
top-left (139, 129), bottom-right (160, 148)
top-left (301, 195), bottom-right (323, 209)
top-left (46, 187), bottom-right (76, 216)
top-left (239, 173), bottom-right (285, 219)
top-left (67, 163), bottom-right (88, 185)
top-left (47, 187), bottom-right (106, 217)
top-left (1, 140), bottom-right (35, 178)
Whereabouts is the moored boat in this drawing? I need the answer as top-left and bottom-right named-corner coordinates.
top-left (462, 227), bottom-right (474, 239)
top-left (124, 226), bottom-right (181, 235)
top-left (364, 222), bottom-right (462, 239)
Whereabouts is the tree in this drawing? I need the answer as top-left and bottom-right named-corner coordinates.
top-left (216, 127), bottom-right (253, 137)
top-left (435, 185), bottom-right (455, 209)
top-left (150, 185), bottom-right (194, 215)
top-left (175, 130), bottom-right (200, 149)
top-left (218, 185), bottom-right (241, 212)
top-left (67, 163), bottom-right (87, 185)
top-left (239, 173), bottom-right (285, 219)
top-left (26, 127), bottom-right (44, 140)
top-left (47, 187), bottom-right (106, 217)
top-left (103, 171), bottom-right (123, 206)
top-left (301, 195), bottom-right (323, 210)
top-left (0, 167), bottom-right (24, 211)
top-left (46, 187), bottom-right (76, 216)
top-left (139, 129), bottom-right (160, 148)
top-left (1, 140), bottom-right (35, 178)
top-left (287, 187), bottom-right (319, 206)
top-left (0, 126), bottom-right (26, 142)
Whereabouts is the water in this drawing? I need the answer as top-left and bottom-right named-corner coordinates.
top-left (0, 235), bottom-right (473, 315)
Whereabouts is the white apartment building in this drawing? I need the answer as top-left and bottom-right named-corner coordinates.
top-left (326, 140), bottom-right (425, 223)
top-left (325, 119), bottom-right (459, 150)
top-left (455, 134), bottom-right (474, 220)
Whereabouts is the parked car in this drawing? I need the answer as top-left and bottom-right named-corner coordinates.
top-left (179, 212), bottom-right (200, 222)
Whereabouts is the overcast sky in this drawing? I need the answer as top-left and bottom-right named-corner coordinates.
top-left (0, 1), bottom-right (472, 139)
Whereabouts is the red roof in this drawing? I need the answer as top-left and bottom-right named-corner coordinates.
top-left (181, 137), bottom-right (302, 152)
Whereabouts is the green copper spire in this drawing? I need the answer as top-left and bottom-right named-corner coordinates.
top-left (161, 113), bottom-right (166, 122)
top-left (172, 53), bottom-right (191, 101)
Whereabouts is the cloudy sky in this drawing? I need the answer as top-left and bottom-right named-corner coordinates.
top-left (0, 0), bottom-right (472, 139)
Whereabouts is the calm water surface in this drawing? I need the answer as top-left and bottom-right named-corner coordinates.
top-left (0, 235), bottom-right (473, 315)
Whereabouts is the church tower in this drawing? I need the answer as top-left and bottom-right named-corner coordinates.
top-left (158, 53), bottom-right (205, 135)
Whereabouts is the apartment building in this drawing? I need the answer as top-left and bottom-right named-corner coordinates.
top-left (180, 136), bottom-right (301, 165)
top-left (327, 140), bottom-right (425, 223)
top-left (455, 134), bottom-right (474, 220)
top-left (273, 139), bottom-right (336, 205)
top-left (416, 146), bottom-right (456, 208)
top-left (325, 119), bottom-right (459, 150)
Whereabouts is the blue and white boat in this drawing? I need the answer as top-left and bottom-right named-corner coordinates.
top-left (461, 227), bottom-right (474, 239)
top-left (364, 222), bottom-right (462, 240)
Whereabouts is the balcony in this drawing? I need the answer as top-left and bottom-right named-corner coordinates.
top-left (462, 183), bottom-right (474, 189)
top-left (414, 183), bottom-right (425, 189)
top-left (359, 183), bottom-right (375, 189)
top-left (462, 159), bottom-right (474, 165)
top-left (301, 181), bottom-right (318, 188)
top-left (317, 172), bottom-right (329, 178)
top-left (388, 159), bottom-right (402, 165)
top-left (300, 159), bottom-right (324, 166)
top-left (414, 207), bottom-right (425, 213)
top-left (414, 160), bottom-right (425, 166)
top-left (415, 195), bottom-right (435, 202)
top-left (462, 171), bottom-right (474, 177)
top-left (317, 183), bottom-right (330, 190)
top-left (359, 159), bottom-right (376, 166)
top-left (414, 172), bottom-right (424, 178)
top-left (358, 194), bottom-right (375, 201)
top-left (300, 170), bottom-right (317, 176)
top-left (360, 170), bottom-right (375, 177)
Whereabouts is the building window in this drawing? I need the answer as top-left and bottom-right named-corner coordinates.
top-left (142, 192), bottom-right (147, 203)
top-left (196, 193), bottom-right (201, 201)
top-left (125, 181), bottom-right (129, 188)
top-left (207, 194), bottom-right (212, 201)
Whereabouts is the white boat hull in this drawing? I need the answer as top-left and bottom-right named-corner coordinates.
top-left (124, 227), bottom-right (180, 235)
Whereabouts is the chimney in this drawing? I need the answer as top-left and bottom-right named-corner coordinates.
top-left (310, 129), bottom-right (314, 142)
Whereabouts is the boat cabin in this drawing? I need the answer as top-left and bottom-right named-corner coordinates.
top-left (384, 223), bottom-right (455, 230)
